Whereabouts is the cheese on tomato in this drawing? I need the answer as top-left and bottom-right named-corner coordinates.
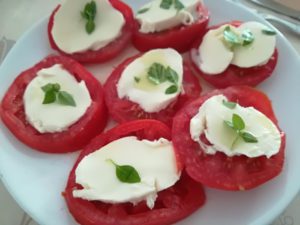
top-left (198, 25), bottom-right (235, 74)
top-left (117, 48), bottom-right (183, 113)
top-left (196, 21), bottom-right (276, 74)
top-left (190, 95), bottom-right (281, 158)
top-left (231, 22), bottom-right (276, 68)
top-left (73, 136), bottom-right (180, 209)
top-left (136, 0), bottom-right (201, 33)
top-left (51, 0), bottom-right (125, 54)
top-left (23, 64), bottom-right (91, 133)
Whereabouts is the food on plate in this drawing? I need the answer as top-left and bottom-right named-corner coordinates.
top-left (0, 55), bottom-right (107, 153)
top-left (132, 0), bottom-right (209, 52)
top-left (65, 119), bottom-right (206, 225)
top-left (48, 0), bottom-right (134, 64)
top-left (104, 48), bottom-right (201, 126)
top-left (189, 21), bottom-right (278, 88)
top-left (172, 86), bottom-right (285, 190)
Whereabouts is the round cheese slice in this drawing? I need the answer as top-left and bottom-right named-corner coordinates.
top-left (73, 136), bottom-right (180, 209)
top-left (23, 64), bottom-right (91, 133)
top-left (51, 0), bottom-right (125, 53)
top-left (117, 48), bottom-right (183, 113)
top-left (190, 95), bottom-right (281, 158)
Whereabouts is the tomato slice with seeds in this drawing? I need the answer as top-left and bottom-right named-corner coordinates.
top-left (132, 4), bottom-right (209, 53)
top-left (189, 21), bottom-right (278, 88)
top-left (0, 55), bottom-right (107, 153)
top-left (65, 120), bottom-right (206, 225)
top-left (103, 53), bottom-right (202, 127)
top-left (172, 86), bottom-right (285, 191)
top-left (48, 0), bottom-right (134, 64)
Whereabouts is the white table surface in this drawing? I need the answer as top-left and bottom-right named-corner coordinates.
top-left (0, 0), bottom-right (299, 225)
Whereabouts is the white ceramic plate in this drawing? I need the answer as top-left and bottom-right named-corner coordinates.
top-left (1, 0), bottom-right (300, 225)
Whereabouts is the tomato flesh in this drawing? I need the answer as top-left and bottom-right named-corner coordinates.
top-left (0, 55), bottom-right (107, 153)
top-left (104, 53), bottom-right (202, 127)
top-left (172, 86), bottom-right (285, 190)
top-left (65, 120), bottom-right (206, 225)
top-left (189, 21), bottom-right (278, 88)
top-left (132, 4), bottom-right (209, 53)
top-left (48, 0), bottom-right (134, 64)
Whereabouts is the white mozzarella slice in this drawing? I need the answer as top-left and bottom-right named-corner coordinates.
top-left (198, 25), bottom-right (234, 75)
top-left (73, 136), bottom-right (180, 209)
top-left (51, 0), bottom-right (125, 53)
top-left (117, 48), bottom-right (183, 113)
top-left (231, 21), bottom-right (276, 68)
top-left (190, 95), bottom-right (281, 158)
top-left (136, 0), bottom-right (201, 33)
top-left (23, 64), bottom-right (91, 133)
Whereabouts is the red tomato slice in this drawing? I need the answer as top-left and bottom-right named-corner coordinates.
top-left (132, 4), bottom-right (209, 53)
top-left (103, 53), bottom-right (202, 127)
top-left (48, 0), bottom-right (134, 64)
top-left (172, 86), bottom-right (285, 191)
top-left (65, 120), bottom-right (206, 225)
top-left (0, 55), bottom-right (107, 153)
top-left (189, 21), bottom-right (278, 88)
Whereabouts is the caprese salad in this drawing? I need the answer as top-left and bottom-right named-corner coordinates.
top-left (64, 120), bottom-right (206, 225)
top-left (172, 86), bottom-right (285, 190)
top-left (104, 48), bottom-right (201, 126)
top-left (48, 0), bottom-right (134, 64)
top-left (189, 21), bottom-right (278, 88)
top-left (0, 55), bottom-right (107, 153)
top-left (133, 0), bottom-right (209, 52)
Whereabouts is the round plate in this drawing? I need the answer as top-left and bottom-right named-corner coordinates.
top-left (1, 0), bottom-right (300, 225)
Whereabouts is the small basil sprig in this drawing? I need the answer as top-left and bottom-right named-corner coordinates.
top-left (81, 1), bottom-right (97, 34)
top-left (41, 83), bottom-right (76, 107)
top-left (147, 62), bottom-right (179, 94)
top-left (223, 26), bottom-right (254, 47)
top-left (107, 159), bottom-right (141, 183)
top-left (222, 99), bottom-right (237, 109)
top-left (137, 7), bottom-right (150, 14)
top-left (262, 27), bottom-right (277, 36)
top-left (160, 0), bottom-right (184, 10)
top-left (224, 113), bottom-right (258, 149)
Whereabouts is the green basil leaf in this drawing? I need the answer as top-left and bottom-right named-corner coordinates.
top-left (134, 76), bottom-right (140, 83)
top-left (223, 26), bottom-right (242, 45)
top-left (262, 28), bottom-right (277, 36)
top-left (160, 0), bottom-right (173, 9)
top-left (108, 159), bottom-right (141, 183)
top-left (224, 120), bottom-right (234, 129)
top-left (240, 132), bottom-right (258, 143)
top-left (82, 1), bottom-right (97, 34)
top-left (174, 0), bottom-right (184, 10)
top-left (137, 7), bottom-right (149, 14)
top-left (41, 83), bottom-right (60, 93)
top-left (86, 20), bottom-right (95, 34)
top-left (165, 85), bottom-right (178, 94)
top-left (165, 66), bottom-right (179, 84)
top-left (222, 99), bottom-right (237, 109)
top-left (57, 91), bottom-right (76, 107)
top-left (147, 62), bottom-right (167, 85)
top-left (232, 113), bottom-right (245, 131)
top-left (42, 91), bottom-right (56, 104)
top-left (241, 29), bottom-right (254, 46)
top-left (116, 165), bottom-right (141, 183)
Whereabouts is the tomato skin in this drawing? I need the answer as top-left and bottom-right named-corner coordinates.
top-left (132, 4), bottom-right (209, 53)
top-left (189, 21), bottom-right (278, 88)
top-left (103, 53), bottom-right (202, 127)
top-left (48, 0), bottom-right (134, 64)
top-left (0, 55), bottom-right (107, 153)
top-left (65, 120), bottom-right (206, 225)
top-left (172, 86), bottom-right (285, 191)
